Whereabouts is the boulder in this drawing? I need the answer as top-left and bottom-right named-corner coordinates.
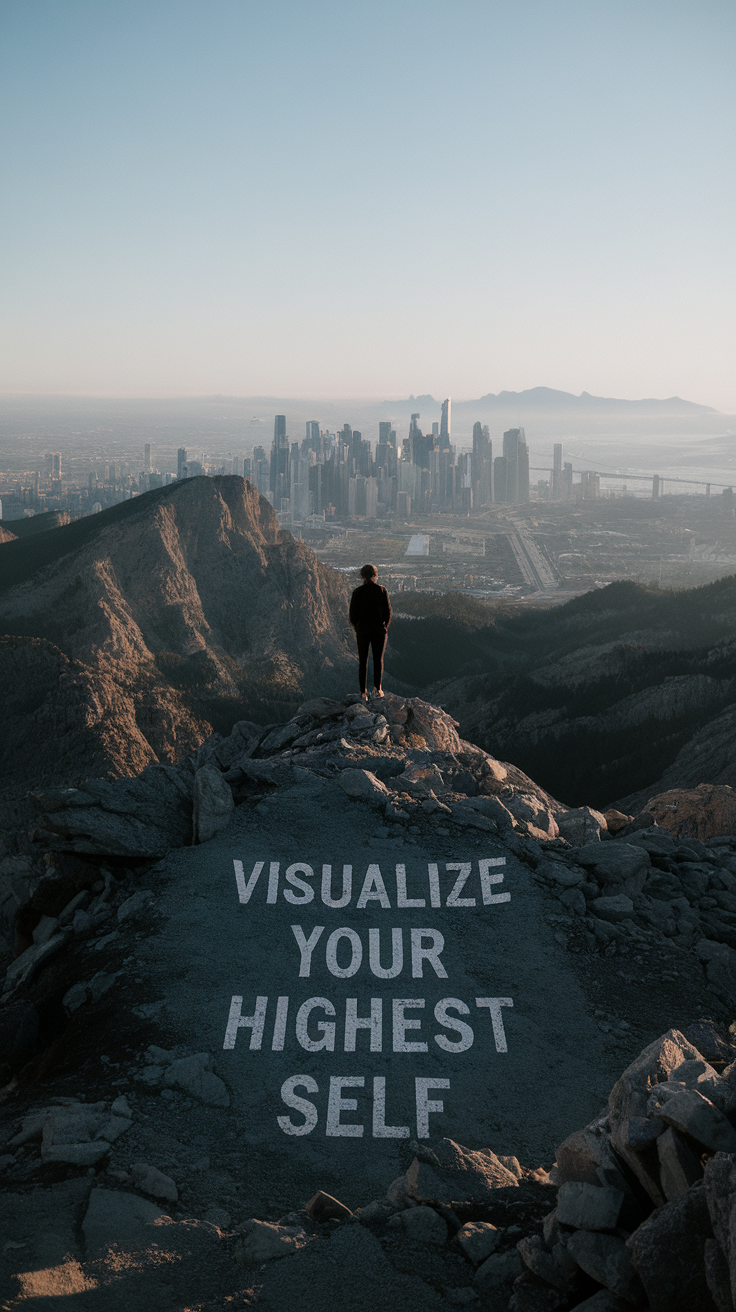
top-left (405, 1138), bottom-right (519, 1206)
top-left (556, 1181), bottom-right (624, 1230)
top-left (655, 1089), bottom-right (736, 1154)
top-left (305, 1190), bottom-right (352, 1222)
top-left (607, 1028), bottom-right (704, 1203)
top-left (474, 1248), bottom-right (524, 1294)
top-left (644, 784), bottom-right (736, 841)
top-left (704, 1151), bottom-right (736, 1303)
top-left (163, 1052), bottom-right (230, 1107)
top-left (392, 1206), bottom-right (447, 1244)
top-left (234, 1218), bottom-right (308, 1263)
top-left (557, 807), bottom-right (608, 845)
top-left (504, 793), bottom-right (559, 840)
top-left (566, 1231), bottom-right (642, 1303)
top-left (602, 809), bottom-right (633, 835)
top-left (592, 895), bottom-right (635, 923)
top-left (131, 1162), bottom-right (178, 1203)
top-left (338, 769), bottom-right (390, 806)
top-left (627, 1181), bottom-right (718, 1312)
top-left (516, 1233), bottom-right (577, 1291)
top-left (192, 764), bottom-right (234, 843)
top-left (82, 1188), bottom-right (168, 1259)
top-left (555, 1122), bottom-right (631, 1195)
top-left (575, 843), bottom-right (649, 897)
top-left (696, 939), bottom-right (736, 1005)
top-left (657, 1126), bottom-right (705, 1200)
top-left (509, 1270), bottom-right (569, 1310)
top-left (456, 1221), bottom-right (500, 1264)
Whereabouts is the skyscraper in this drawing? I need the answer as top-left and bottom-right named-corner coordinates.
top-left (177, 448), bottom-right (187, 480)
top-left (439, 398), bottom-right (451, 450)
top-left (552, 444), bottom-right (562, 500)
top-left (270, 417), bottom-right (291, 508)
top-left (500, 428), bottom-right (529, 504)
top-left (471, 422), bottom-right (492, 507)
top-left (144, 443), bottom-right (151, 473)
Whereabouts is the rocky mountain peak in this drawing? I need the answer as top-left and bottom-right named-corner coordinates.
top-left (0, 477), bottom-right (354, 791)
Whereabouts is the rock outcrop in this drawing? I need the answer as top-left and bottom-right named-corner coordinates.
top-left (27, 691), bottom-right (565, 857)
top-left (5, 1022), bottom-right (736, 1310)
top-left (0, 476), bottom-right (353, 789)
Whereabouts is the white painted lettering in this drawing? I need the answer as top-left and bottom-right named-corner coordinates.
top-left (321, 864), bottom-right (352, 908)
top-left (396, 863), bottom-right (425, 908)
top-left (479, 858), bottom-right (510, 905)
top-left (222, 995), bottom-right (268, 1050)
top-left (271, 995), bottom-right (289, 1051)
top-left (372, 1075), bottom-right (409, 1138)
top-left (434, 997), bottom-right (474, 1052)
top-left (291, 924), bottom-right (325, 977)
top-left (326, 927), bottom-right (363, 978)
top-left (356, 864), bottom-right (391, 909)
top-left (344, 997), bottom-right (382, 1052)
top-left (427, 862), bottom-right (441, 909)
top-left (415, 1077), bottom-right (450, 1137)
top-left (233, 859), bottom-right (263, 904)
top-left (392, 998), bottom-right (427, 1053)
top-left (446, 862), bottom-right (475, 907)
top-left (283, 863), bottom-right (315, 905)
top-left (267, 861), bottom-right (280, 904)
top-left (368, 927), bottom-right (403, 979)
top-left (277, 1074), bottom-right (318, 1135)
top-left (296, 997), bottom-right (336, 1051)
top-left (476, 997), bottom-right (514, 1052)
top-left (410, 928), bottom-right (447, 979)
top-left (326, 1075), bottom-right (364, 1137)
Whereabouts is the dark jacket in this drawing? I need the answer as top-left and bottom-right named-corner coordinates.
top-left (349, 580), bottom-right (392, 633)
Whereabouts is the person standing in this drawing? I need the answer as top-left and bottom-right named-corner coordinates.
top-left (349, 563), bottom-right (392, 699)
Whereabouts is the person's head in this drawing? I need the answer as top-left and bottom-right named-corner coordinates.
top-left (360, 563), bottom-right (377, 582)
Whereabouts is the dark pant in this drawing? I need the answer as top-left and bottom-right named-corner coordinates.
top-left (356, 628), bottom-right (387, 694)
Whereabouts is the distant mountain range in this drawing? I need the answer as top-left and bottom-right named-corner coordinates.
top-left (404, 387), bottom-right (718, 415)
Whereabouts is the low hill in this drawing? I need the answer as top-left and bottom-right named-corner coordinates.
top-left (387, 578), bottom-right (736, 808)
top-left (0, 476), bottom-right (353, 787)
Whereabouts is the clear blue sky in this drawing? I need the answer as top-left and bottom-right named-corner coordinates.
top-left (1, 0), bottom-right (734, 408)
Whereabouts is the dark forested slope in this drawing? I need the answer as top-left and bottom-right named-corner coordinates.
top-left (388, 579), bottom-right (736, 808)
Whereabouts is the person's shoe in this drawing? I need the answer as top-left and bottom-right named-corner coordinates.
top-left (373, 688), bottom-right (385, 698)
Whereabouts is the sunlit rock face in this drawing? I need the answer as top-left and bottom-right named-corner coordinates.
top-left (0, 476), bottom-right (353, 786)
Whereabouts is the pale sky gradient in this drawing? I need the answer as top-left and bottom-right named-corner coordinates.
top-left (1, 0), bottom-right (734, 408)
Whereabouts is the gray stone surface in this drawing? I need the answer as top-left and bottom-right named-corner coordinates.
top-left (556, 807), bottom-right (607, 845)
top-left (592, 895), bottom-right (634, 923)
top-left (162, 1051), bottom-right (230, 1107)
top-left (456, 1221), bottom-right (500, 1264)
top-left (656, 1089), bottom-right (736, 1153)
top-left (82, 1187), bottom-right (168, 1259)
top-left (248, 1219), bottom-right (443, 1310)
top-left (394, 1205), bottom-right (447, 1244)
top-left (556, 1180), bottom-right (624, 1230)
top-left (405, 1139), bottom-right (519, 1205)
top-left (566, 1230), bottom-right (642, 1302)
top-left (234, 1218), bottom-right (308, 1262)
top-left (131, 1162), bottom-right (178, 1202)
top-left (627, 1182), bottom-right (718, 1312)
top-left (575, 842), bottom-right (649, 896)
top-left (657, 1125), bottom-right (705, 1200)
top-left (193, 764), bottom-right (234, 843)
top-left (474, 1248), bottom-right (524, 1293)
top-left (338, 768), bottom-right (390, 805)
